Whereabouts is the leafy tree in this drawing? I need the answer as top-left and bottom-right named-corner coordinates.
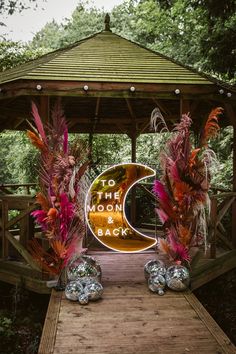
top-left (0, 131), bottom-right (39, 184)
top-left (0, 0), bottom-right (37, 15)
top-left (29, 20), bottom-right (65, 51)
top-left (30, 1), bottom-right (105, 51)
top-left (0, 40), bottom-right (45, 71)
top-left (111, 0), bottom-right (235, 82)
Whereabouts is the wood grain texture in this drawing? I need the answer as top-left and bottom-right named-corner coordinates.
top-left (0, 32), bottom-right (213, 86)
top-left (38, 290), bottom-right (62, 354)
top-left (40, 252), bottom-right (235, 354)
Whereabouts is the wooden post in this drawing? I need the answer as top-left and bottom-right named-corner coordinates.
top-left (130, 133), bottom-right (137, 224)
top-left (225, 103), bottom-right (236, 248)
top-left (39, 96), bottom-right (50, 124)
top-left (210, 197), bottom-right (217, 258)
top-left (131, 133), bottom-right (137, 163)
top-left (88, 132), bottom-right (93, 161)
top-left (180, 98), bottom-right (190, 117)
top-left (1, 200), bottom-right (9, 259)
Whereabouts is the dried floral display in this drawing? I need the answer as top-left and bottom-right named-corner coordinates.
top-left (152, 107), bottom-right (223, 265)
top-left (27, 102), bottom-right (89, 275)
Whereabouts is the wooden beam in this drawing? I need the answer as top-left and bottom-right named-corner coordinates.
top-left (4, 230), bottom-right (41, 271)
top-left (0, 263), bottom-right (51, 294)
top-left (152, 98), bottom-right (171, 116)
top-left (210, 197), bottom-right (217, 258)
top-left (130, 133), bottom-right (137, 225)
top-left (0, 80), bottom-right (220, 99)
top-left (95, 97), bottom-right (101, 118)
top-left (224, 103), bottom-right (236, 128)
top-left (125, 98), bottom-right (136, 121)
top-left (1, 200), bottom-right (9, 258)
top-left (190, 249), bottom-right (236, 290)
top-left (180, 98), bottom-right (191, 116)
top-left (38, 290), bottom-right (62, 353)
top-left (131, 133), bottom-right (137, 163)
top-left (185, 292), bottom-right (236, 353)
top-left (6, 203), bottom-right (36, 229)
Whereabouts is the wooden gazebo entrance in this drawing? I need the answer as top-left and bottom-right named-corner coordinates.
top-left (0, 17), bottom-right (236, 293)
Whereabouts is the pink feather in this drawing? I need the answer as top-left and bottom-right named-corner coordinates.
top-left (155, 208), bottom-right (169, 224)
top-left (153, 180), bottom-right (169, 202)
top-left (59, 193), bottom-right (75, 241)
top-left (32, 102), bottom-right (47, 143)
top-left (172, 243), bottom-right (190, 262)
top-left (31, 210), bottom-right (48, 231)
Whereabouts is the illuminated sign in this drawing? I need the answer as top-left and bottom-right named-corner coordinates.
top-left (85, 163), bottom-right (157, 253)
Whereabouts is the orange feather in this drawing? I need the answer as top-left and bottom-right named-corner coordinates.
top-left (26, 130), bottom-right (46, 151)
top-left (201, 107), bottom-right (223, 146)
top-left (36, 192), bottom-right (50, 211)
top-left (158, 238), bottom-right (171, 255)
top-left (178, 225), bottom-right (191, 246)
top-left (51, 240), bottom-right (67, 259)
top-left (173, 181), bottom-right (192, 204)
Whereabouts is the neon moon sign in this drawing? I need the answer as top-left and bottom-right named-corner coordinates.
top-left (85, 163), bottom-right (157, 253)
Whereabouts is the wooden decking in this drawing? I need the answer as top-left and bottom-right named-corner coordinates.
top-left (38, 252), bottom-right (236, 354)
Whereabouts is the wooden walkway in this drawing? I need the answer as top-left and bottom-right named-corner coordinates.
top-left (39, 252), bottom-right (235, 354)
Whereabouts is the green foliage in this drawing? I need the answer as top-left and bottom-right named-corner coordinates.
top-left (0, 316), bottom-right (14, 337)
top-left (30, 1), bottom-right (105, 52)
top-left (111, 0), bottom-right (235, 82)
top-left (0, 40), bottom-right (46, 71)
top-left (0, 130), bottom-right (39, 184)
top-left (210, 126), bottom-right (233, 190)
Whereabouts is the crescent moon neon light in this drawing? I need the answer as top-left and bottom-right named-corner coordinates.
top-left (85, 163), bottom-right (157, 253)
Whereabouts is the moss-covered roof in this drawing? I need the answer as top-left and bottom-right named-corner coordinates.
top-left (0, 30), bottom-right (214, 85)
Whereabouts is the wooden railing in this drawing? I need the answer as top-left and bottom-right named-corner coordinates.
top-left (0, 194), bottom-right (41, 270)
top-left (0, 184), bottom-right (235, 275)
top-left (209, 191), bottom-right (236, 258)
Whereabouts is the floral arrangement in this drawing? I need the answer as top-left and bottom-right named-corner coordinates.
top-left (152, 107), bottom-right (223, 265)
top-left (27, 102), bottom-right (89, 275)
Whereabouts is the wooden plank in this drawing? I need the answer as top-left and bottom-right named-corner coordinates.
top-left (38, 290), bottom-right (62, 354)
top-left (6, 203), bottom-right (36, 229)
top-left (191, 249), bottom-right (236, 290)
top-left (53, 283), bottom-right (233, 354)
top-left (210, 197), bottom-right (217, 258)
top-left (38, 252), bottom-right (236, 354)
top-left (185, 292), bottom-right (236, 354)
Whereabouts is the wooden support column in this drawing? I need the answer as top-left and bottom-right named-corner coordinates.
top-left (39, 96), bottom-right (50, 124)
top-left (1, 200), bottom-right (9, 259)
top-left (225, 103), bottom-right (236, 248)
top-left (130, 132), bottom-right (137, 224)
top-left (210, 197), bottom-right (217, 258)
top-left (131, 133), bottom-right (137, 163)
top-left (88, 133), bottom-right (93, 161)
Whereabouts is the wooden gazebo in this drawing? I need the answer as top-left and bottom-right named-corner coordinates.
top-left (0, 16), bottom-right (236, 294)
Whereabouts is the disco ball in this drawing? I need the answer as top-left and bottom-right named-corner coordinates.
top-left (166, 265), bottom-right (190, 291)
top-left (144, 259), bottom-right (166, 280)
